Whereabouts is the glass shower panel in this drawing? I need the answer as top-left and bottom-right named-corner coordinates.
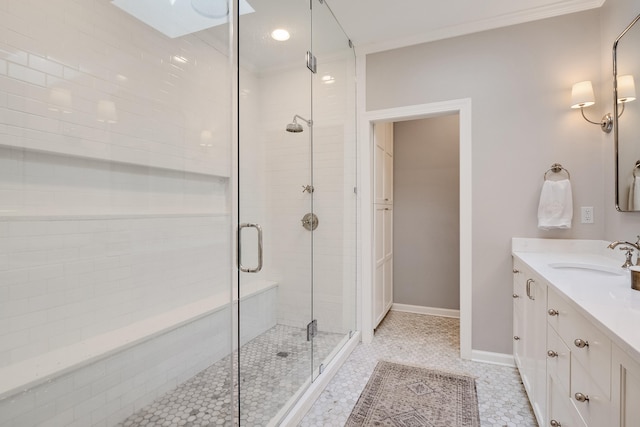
top-left (310, 0), bottom-right (358, 379)
top-left (0, 1), bottom-right (234, 426)
top-left (237, 0), bottom-right (313, 424)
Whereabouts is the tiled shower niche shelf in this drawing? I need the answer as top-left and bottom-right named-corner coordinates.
top-left (0, 142), bottom-right (231, 179)
top-left (0, 212), bottom-right (230, 221)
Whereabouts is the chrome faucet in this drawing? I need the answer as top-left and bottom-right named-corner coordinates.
top-left (607, 236), bottom-right (640, 268)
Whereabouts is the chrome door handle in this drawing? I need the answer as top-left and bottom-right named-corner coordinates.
top-left (237, 223), bottom-right (263, 273)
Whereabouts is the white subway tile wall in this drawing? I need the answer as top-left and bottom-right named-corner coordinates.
top-left (0, 214), bottom-right (230, 367)
top-left (0, 0), bottom-right (234, 424)
top-left (0, 0), bottom-right (231, 177)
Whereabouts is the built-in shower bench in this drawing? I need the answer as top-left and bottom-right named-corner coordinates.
top-left (0, 280), bottom-right (278, 425)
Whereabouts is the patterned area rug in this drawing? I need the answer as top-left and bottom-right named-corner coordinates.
top-left (346, 361), bottom-right (480, 427)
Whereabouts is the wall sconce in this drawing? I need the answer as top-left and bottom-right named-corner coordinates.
top-left (571, 76), bottom-right (636, 133)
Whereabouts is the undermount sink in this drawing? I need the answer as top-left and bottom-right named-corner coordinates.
top-left (549, 262), bottom-right (627, 277)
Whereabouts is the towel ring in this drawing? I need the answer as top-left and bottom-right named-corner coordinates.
top-left (634, 160), bottom-right (640, 178)
top-left (544, 163), bottom-right (570, 181)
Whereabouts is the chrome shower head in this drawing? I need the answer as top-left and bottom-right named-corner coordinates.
top-left (286, 121), bottom-right (304, 133)
top-left (286, 115), bottom-right (311, 133)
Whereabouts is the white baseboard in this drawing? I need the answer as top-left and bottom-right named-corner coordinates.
top-left (277, 331), bottom-right (361, 427)
top-left (392, 303), bottom-right (460, 319)
top-left (471, 349), bottom-right (515, 367)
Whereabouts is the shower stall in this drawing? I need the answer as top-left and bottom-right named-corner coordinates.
top-left (0, 0), bottom-right (357, 425)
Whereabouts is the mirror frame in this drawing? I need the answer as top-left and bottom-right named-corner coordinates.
top-left (614, 13), bottom-right (640, 211)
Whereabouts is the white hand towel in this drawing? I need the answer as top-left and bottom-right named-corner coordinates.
top-left (537, 179), bottom-right (573, 230)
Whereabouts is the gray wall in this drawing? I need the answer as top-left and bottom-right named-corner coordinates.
top-left (393, 115), bottom-right (460, 309)
top-left (366, 10), bottom-right (605, 354)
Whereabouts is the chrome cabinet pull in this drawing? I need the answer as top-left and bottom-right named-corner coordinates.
top-left (514, 336), bottom-right (520, 341)
top-left (237, 223), bottom-right (263, 273)
top-left (547, 350), bottom-right (558, 358)
top-left (513, 269), bottom-right (520, 274)
top-left (513, 294), bottom-right (519, 299)
top-left (574, 392), bottom-right (589, 402)
top-left (550, 420), bottom-right (561, 427)
top-left (526, 279), bottom-right (535, 300)
top-left (548, 309), bottom-right (559, 316)
top-left (574, 339), bottom-right (589, 348)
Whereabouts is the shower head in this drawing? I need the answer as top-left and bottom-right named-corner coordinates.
top-left (286, 115), bottom-right (312, 133)
top-left (286, 121), bottom-right (304, 133)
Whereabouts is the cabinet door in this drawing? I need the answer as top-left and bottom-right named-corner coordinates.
top-left (548, 374), bottom-right (587, 427)
top-left (513, 264), bottom-right (525, 371)
top-left (373, 205), bottom-right (385, 327)
top-left (383, 207), bottom-right (393, 312)
top-left (374, 136), bottom-right (385, 203)
top-left (373, 122), bottom-right (393, 204)
top-left (383, 146), bottom-right (393, 203)
top-left (612, 344), bottom-right (640, 427)
top-left (530, 278), bottom-right (548, 424)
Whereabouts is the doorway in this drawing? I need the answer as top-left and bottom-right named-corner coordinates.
top-left (393, 114), bottom-right (460, 316)
top-left (361, 99), bottom-right (472, 360)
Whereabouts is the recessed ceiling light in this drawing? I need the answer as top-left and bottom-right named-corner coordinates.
top-left (271, 29), bottom-right (290, 41)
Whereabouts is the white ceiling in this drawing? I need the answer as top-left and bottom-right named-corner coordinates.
top-left (327, 0), bottom-right (604, 53)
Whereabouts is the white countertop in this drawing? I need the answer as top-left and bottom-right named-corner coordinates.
top-left (512, 238), bottom-right (640, 362)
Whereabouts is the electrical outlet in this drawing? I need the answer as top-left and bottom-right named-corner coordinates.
top-left (581, 206), bottom-right (594, 224)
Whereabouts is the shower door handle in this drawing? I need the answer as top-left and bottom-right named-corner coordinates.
top-left (237, 223), bottom-right (263, 273)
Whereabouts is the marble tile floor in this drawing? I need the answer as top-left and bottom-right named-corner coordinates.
top-left (118, 325), bottom-right (344, 427)
top-left (300, 311), bottom-right (538, 427)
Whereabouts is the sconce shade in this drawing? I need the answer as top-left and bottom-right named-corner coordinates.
top-left (571, 81), bottom-right (595, 108)
top-left (617, 74), bottom-right (636, 103)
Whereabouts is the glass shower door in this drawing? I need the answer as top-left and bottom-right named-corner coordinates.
top-left (236, 0), bottom-right (314, 424)
top-left (310, 0), bottom-right (358, 380)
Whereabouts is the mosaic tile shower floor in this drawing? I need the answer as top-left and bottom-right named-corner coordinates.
top-left (118, 325), bottom-right (344, 427)
top-left (300, 311), bottom-right (538, 427)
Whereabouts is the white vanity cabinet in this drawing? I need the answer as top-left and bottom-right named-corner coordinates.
top-left (546, 287), bottom-right (612, 427)
top-left (512, 259), bottom-right (548, 424)
top-left (512, 239), bottom-right (640, 427)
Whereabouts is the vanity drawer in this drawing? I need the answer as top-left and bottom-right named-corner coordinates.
top-left (548, 373), bottom-right (587, 427)
top-left (547, 289), bottom-right (612, 399)
top-left (570, 356), bottom-right (612, 427)
top-left (547, 326), bottom-right (571, 396)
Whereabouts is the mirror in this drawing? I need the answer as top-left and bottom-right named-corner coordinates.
top-left (614, 13), bottom-right (640, 211)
